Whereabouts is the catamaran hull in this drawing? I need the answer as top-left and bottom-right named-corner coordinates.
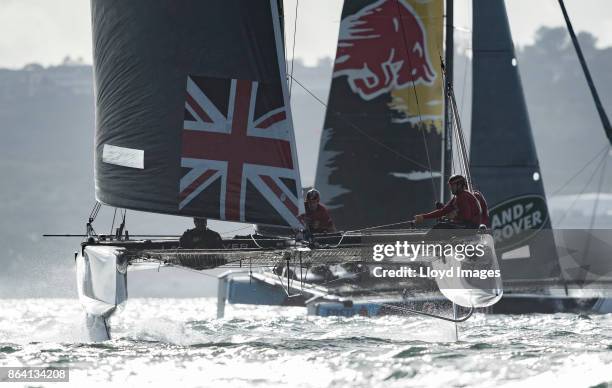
top-left (76, 246), bottom-right (128, 341)
top-left (220, 273), bottom-right (612, 316)
top-left (218, 274), bottom-right (452, 318)
top-left (489, 294), bottom-right (612, 314)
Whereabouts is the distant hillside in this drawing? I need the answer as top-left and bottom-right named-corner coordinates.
top-left (516, 27), bottom-right (612, 228)
top-left (518, 27), bottom-right (612, 197)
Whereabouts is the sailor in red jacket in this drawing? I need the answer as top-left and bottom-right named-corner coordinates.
top-left (298, 188), bottom-right (337, 233)
top-left (473, 189), bottom-right (490, 227)
top-left (414, 174), bottom-right (482, 228)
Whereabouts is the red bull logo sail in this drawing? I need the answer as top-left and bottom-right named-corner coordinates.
top-left (333, 0), bottom-right (444, 127)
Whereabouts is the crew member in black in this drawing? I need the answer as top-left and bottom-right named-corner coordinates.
top-left (179, 218), bottom-right (223, 249)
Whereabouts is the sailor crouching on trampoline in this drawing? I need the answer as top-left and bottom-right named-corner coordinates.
top-left (179, 217), bottom-right (223, 249)
top-left (413, 174), bottom-right (484, 229)
top-left (298, 188), bottom-right (337, 234)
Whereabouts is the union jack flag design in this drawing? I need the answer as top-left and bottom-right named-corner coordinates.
top-left (179, 75), bottom-right (302, 227)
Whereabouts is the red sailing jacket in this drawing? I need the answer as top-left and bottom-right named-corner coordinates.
top-left (422, 190), bottom-right (482, 225)
top-left (299, 203), bottom-right (335, 233)
top-left (473, 190), bottom-right (490, 227)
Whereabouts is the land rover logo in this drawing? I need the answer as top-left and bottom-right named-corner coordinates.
top-left (489, 195), bottom-right (548, 250)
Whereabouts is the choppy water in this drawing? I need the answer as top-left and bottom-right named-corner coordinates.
top-left (0, 298), bottom-right (611, 387)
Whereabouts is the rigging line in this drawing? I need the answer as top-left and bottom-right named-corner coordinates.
top-left (435, 11), bottom-right (451, 202)
top-left (221, 225), bottom-right (255, 236)
top-left (317, 273), bottom-right (356, 286)
top-left (581, 148), bottom-right (608, 268)
top-left (394, 0), bottom-right (438, 202)
top-left (449, 87), bottom-right (468, 173)
top-left (88, 201), bottom-right (101, 221)
top-left (84, 226), bottom-right (96, 240)
top-left (450, 124), bottom-right (460, 176)
top-left (446, 92), bottom-right (462, 179)
top-left (550, 144), bottom-right (609, 196)
top-left (325, 219), bottom-right (418, 249)
top-left (116, 208), bottom-right (127, 239)
top-left (437, 51), bottom-right (470, 181)
top-left (288, 0), bottom-right (299, 97)
top-left (350, 219), bottom-right (416, 232)
top-left (453, 118), bottom-right (468, 182)
top-left (91, 204), bottom-right (98, 220)
top-left (449, 98), bottom-right (461, 175)
top-left (558, 0), bottom-right (612, 145)
top-left (448, 82), bottom-right (472, 188)
top-left (110, 208), bottom-right (118, 236)
top-left (249, 234), bottom-right (265, 249)
top-left (556, 150), bottom-right (608, 226)
top-left (327, 232), bottom-right (349, 249)
top-left (289, 75), bottom-right (430, 170)
top-left (86, 202), bottom-right (101, 239)
top-left (436, 41), bottom-right (471, 189)
top-left (588, 151), bottom-right (608, 229)
top-left (458, 48), bottom-right (469, 118)
top-left (273, 258), bottom-right (297, 296)
top-left (274, 270), bottom-right (294, 297)
top-left (326, 219), bottom-right (416, 249)
top-left (458, 0), bottom-right (471, 118)
top-left (163, 262), bottom-right (222, 279)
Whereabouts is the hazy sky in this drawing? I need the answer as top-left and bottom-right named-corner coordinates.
top-left (0, 0), bottom-right (611, 69)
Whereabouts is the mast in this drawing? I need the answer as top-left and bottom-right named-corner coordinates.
top-left (441, 0), bottom-right (454, 202)
top-left (558, 0), bottom-right (612, 145)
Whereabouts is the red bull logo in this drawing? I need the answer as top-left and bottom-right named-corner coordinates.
top-left (334, 0), bottom-right (437, 101)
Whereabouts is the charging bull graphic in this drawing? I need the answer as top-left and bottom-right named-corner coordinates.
top-left (334, 0), bottom-right (437, 101)
top-left (314, 0), bottom-right (445, 230)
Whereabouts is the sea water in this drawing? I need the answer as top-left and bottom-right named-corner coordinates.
top-left (0, 298), bottom-right (610, 387)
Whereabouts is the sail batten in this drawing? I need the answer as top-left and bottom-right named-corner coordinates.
top-left (91, 0), bottom-right (303, 227)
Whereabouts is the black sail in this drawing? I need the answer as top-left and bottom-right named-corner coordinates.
top-left (470, 0), bottom-right (560, 281)
top-left (315, 0), bottom-right (445, 230)
top-left (91, 0), bottom-right (303, 227)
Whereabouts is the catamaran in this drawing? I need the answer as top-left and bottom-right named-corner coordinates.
top-left (74, 0), bottom-right (504, 340)
top-left (215, 0), bottom-right (612, 315)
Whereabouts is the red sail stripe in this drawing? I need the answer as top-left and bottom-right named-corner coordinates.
top-left (255, 111), bottom-right (286, 129)
top-left (182, 130), bottom-right (293, 169)
top-left (225, 80), bottom-right (252, 220)
top-left (186, 93), bottom-right (214, 123)
top-left (260, 175), bottom-right (298, 216)
top-left (180, 169), bottom-right (218, 200)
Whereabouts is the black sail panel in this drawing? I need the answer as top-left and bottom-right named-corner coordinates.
top-left (470, 0), bottom-right (560, 282)
top-left (315, 0), bottom-right (445, 230)
top-left (91, 0), bottom-right (303, 227)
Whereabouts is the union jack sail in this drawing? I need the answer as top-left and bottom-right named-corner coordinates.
top-left (179, 75), bottom-right (302, 227)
